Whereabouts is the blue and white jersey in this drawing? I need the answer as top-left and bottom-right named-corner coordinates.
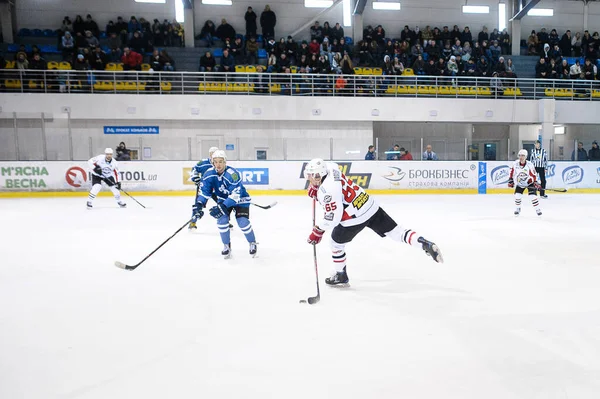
top-left (190, 158), bottom-right (213, 182)
top-left (199, 166), bottom-right (251, 208)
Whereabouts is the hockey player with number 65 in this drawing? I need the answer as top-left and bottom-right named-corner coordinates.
top-left (304, 158), bottom-right (443, 286)
top-left (188, 146), bottom-right (219, 230)
top-left (509, 149), bottom-right (542, 216)
top-left (87, 148), bottom-right (126, 209)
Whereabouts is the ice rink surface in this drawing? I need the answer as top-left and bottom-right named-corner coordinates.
top-left (1, 193), bottom-right (600, 399)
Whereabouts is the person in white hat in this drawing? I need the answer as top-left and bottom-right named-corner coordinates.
top-left (86, 148), bottom-right (126, 209)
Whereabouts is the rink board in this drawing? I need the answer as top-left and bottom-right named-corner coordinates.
top-left (1, 161), bottom-right (599, 196)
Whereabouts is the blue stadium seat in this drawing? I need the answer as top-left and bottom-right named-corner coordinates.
top-left (213, 48), bottom-right (223, 57)
top-left (41, 45), bottom-right (60, 54)
top-left (345, 36), bottom-right (353, 45)
top-left (256, 34), bottom-right (263, 43)
top-left (31, 29), bottom-right (43, 37)
top-left (18, 28), bottom-right (31, 37)
top-left (101, 46), bottom-right (111, 53)
top-left (258, 49), bottom-right (267, 59)
top-left (236, 34), bottom-right (244, 41)
top-left (8, 44), bottom-right (20, 52)
top-left (422, 52), bottom-right (429, 61)
top-left (43, 29), bottom-right (57, 37)
top-left (100, 31), bottom-right (107, 39)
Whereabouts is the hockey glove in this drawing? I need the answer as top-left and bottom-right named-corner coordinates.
top-left (307, 226), bottom-right (325, 245)
top-left (209, 203), bottom-right (229, 219)
top-left (307, 185), bottom-right (318, 199)
top-left (93, 165), bottom-right (102, 175)
top-left (534, 182), bottom-right (542, 190)
top-left (115, 182), bottom-right (122, 190)
top-left (191, 174), bottom-right (201, 184)
top-left (508, 178), bottom-right (514, 188)
top-left (192, 203), bottom-right (204, 220)
top-left (102, 177), bottom-right (115, 187)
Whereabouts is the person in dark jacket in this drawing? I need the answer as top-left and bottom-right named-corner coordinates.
top-left (286, 36), bottom-right (298, 65)
top-left (559, 30), bottom-right (572, 57)
top-left (572, 142), bottom-right (589, 161)
top-left (260, 5), bottom-right (276, 40)
top-left (589, 140), bottom-right (600, 161)
top-left (199, 51), bottom-right (216, 72)
top-left (462, 27), bottom-right (473, 47)
top-left (216, 19), bottom-right (236, 42)
top-left (219, 48), bottom-right (235, 72)
top-left (231, 36), bottom-right (245, 65)
top-left (331, 23), bottom-right (344, 42)
top-left (365, 145), bottom-right (376, 160)
top-left (535, 57), bottom-right (551, 79)
top-left (478, 26), bottom-right (489, 45)
top-left (116, 142), bottom-right (131, 161)
top-left (200, 20), bottom-right (216, 47)
top-left (84, 14), bottom-right (100, 38)
top-left (91, 46), bottom-right (108, 70)
top-left (245, 7), bottom-right (257, 37)
top-left (73, 15), bottom-right (85, 36)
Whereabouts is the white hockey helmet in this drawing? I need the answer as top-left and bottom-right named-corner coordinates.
top-left (105, 148), bottom-right (114, 155)
top-left (208, 147), bottom-right (219, 157)
top-left (518, 149), bottom-right (527, 157)
top-left (212, 150), bottom-right (227, 161)
top-left (304, 158), bottom-right (328, 179)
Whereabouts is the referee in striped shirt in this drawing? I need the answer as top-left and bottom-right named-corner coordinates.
top-left (530, 140), bottom-right (548, 198)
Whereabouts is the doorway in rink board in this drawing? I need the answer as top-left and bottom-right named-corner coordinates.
top-left (196, 136), bottom-right (223, 160)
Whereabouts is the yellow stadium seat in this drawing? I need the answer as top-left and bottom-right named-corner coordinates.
top-left (270, 83), bottom-right (281, 93)
top-left (235, 65), bottom-right (246, 73)
top-left (438, 86), bottom-right (451, 95)
top-left (5, 60), bottom-right (16, 69)
top-left (116, 63), bottom-right (124, 71)
top-left (353, 67), bottom-right (362, 75)
top-left (94, 81), bottom-right (112, 91)
top-left (458, 86), bottom-right (476, 95)
top-left (290, 66), bottom-right (298, 74)
top-left (503, 87), bottom-right (522, 96)
top-left (417, 85), bottom-right (432, 94)
top-left (403, 68), bottom-right (415, 76)
top-left (361, 67), bottom-right (373, 75)
top-left (245, 65), bottom-right (257, 73)
top-left (553, 88), bottom-right (574, 97)
top-left (544, 88), bottom-right (555, 97)
top-left (115, 81), bottom-right (126, 91)
top-left (59, 61), bottom-right (71, 70)
top-left (477, 87), bottom-right (492, 96)
top-left (207, 82), bottom-right (224, 92)
top-left (396, 85), bottom-right (408, 94)
top-left (592, 90), bottom-right (600, 98)
top-left (373, 67), bottom-right (383, 75)
top-left (47, 61), bottom-right (59, 70)
top-left (406, 85), bottom-right (417, 94)
top-left (105, 63), bottom-right (117, 71)
top-left (160, 81), bottom-right (172, 91)
top-left (141, 63), bottom-right (151, 71)
top-left (5, 79), bottom-right (22, 89)
top-left (385, 85), bottom-right (397, 94)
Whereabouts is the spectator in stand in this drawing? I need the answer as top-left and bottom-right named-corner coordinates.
top-left (462, 27), bottom-right (472, 47)
top-left (15, 52), bottom-right (28, 69)
top-left (572, 32), bottom-right (582, 56)
top-left (490, 72), bottom-right (504, 97)
top-left (149, 49), bottom-right (164, 71)
top-left (559, 59), bottom-right (570, 79)
top-left (426, 40), bottom-right (440, 61)
top-left (199, 51), bottom-right (216, 72)
top-left (478, 26), bottom-right (489, 45)
top-left (582, 30), bottom-right (591, 55)
top-left (128, 16), bottom-right (140, 40)
top-left (490, 28), bottom-right (500, 44)
top-left (550, 44), bottom-right (562, 63)
top-left (62, 32), bottom-right (75, 60)
top-left (339, 37), bottom-right (352, 55)
top-left (276, 52), bottom-right (291, 72)
top-left (542, 42), bottom-right (551, 59)
top-left (451, 39), bottom-right (462, 57)
top-left (152, 19), bottom-right (163, 45)
top-left (276, 37), bottom-right (287, 56)
top-left (549, 29), bottom-right (559, 47)
top-left (309, 38), bottom-right (320, 56)
top-left (422, 26), bottom-right (433, 47)
top-left (216, 19), bottom-right (236, 42)
top-left (74, 32), bottom-right (87, 51)
top-left (73, 53), bottom-right (89, 70)
top-left (265, 37), bottom-right (276, 55)
top-left (161, 19), bottom-right (174, 47)
top-left (490, 40), bottom-right (501, 64)
top-left (451, 25), bottom-right (461, 43)
top-left (231, 36), bottom-right (245, 65)
top-left (116, 142), bottom-right (131, 161)
top-left (246, 36), bottom-right (259, 65)
top-left (465, 57), bottom-right (477, 77)
top-left (589, 141), bottom-right (600, 161)
top-left (572, 142), bottom-right (588, 161)
top-left (219, 48), bottom-right (235, 73)
top-left (298, 54), bottom-right (310, 69)
top-left (500, 28), bottom-right (510, 54)
top-left (583, 58), bottom-right (595, 80)
top-left (84, 14), bottom-right (100, 38)
top-left (245, 7), bottom-right (257, 38)
top-left (374, 25), bottom-right (386, 46)
top-left (538, 28), bottom-right (549, 49)
top-left (115, 17), bottom-right (128, 44)
top-left (322, 21), bottom-right (332, 41)
top-left (560, 30), bottom-right (572, 56)
top-left (535, 57), bottom-right (550, 79)
top-left (332, 52), bottom-right (343, 73)
top-left (423, 145), bottom-right (438, 161)
top-left (286, 36), bottom-right (298, 65)
top-left (108, 32), bottom-right (122, 62)
top-left (121, 47), bottom-right (142, 71)
top-left (200, 20), bottom-right (216, 47)
top-left (400, 148), bottom-right (413, 160)
top-left (462, 41), bottom-right (472, 61)
top-left (340, 53), bottom-right (354, 75)
top-left (106, 20), bottom-right (117, 36)
top-left (412, 54), bottom-right (426, 75)
top-left (261, 5), bottom-right (276, 40)
top-left (321, 37), bottom-right (332, 63)
top-left (455, 55), bottom-right (465, 76)
top-left (73, 15), bottom-right (85, 36)
top-left (128, 31), bottom-right (145, 54)
top-left (365, 145), bottom-right (376, 160)
top-left (382, 55), bottom-right (393, 74)
top-left (332, 23), bottom-right (344, 42)
top-left (85, 30), bottom-right (100, 48)
top-left (61, 16), bottom-right (73, 35)
top-left (569, 59), bottom-right (581, 79)
top-left (393, 57), bottom-right (404, 75)
top-left (447, 55), bottom-right (458, 79)
top-left (91, 46), bottom-right (108, 70)
top-left (495, 56), bottom-right (507, 75)
top-left (435, 57), bottom-right (446, 76)
top-left (548, 58), bottom-right (559, 80)
top-left (440, 26), bottom-right (451, 46)
top-left (505, 58), bottom-right (517, 78)
top-left (160, 50), bottom-right (175, 71)
top-left (310, 21), bottom-right (322, 43)
top-left (387, 144), bottom-right (400, 160)
top-left (29, 53), bottom-right (47, 84)
top-left (363, 25), bottom-right (374, 43)
top-left (528, 31), bottom-right (539, 55)
top-left (425, 58), bottom-right (437, 75)
top-left (477, 55), bottom-right (491, 77)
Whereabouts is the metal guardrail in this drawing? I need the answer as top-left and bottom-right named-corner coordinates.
top-left (2, 69), bottom-right (600, 99)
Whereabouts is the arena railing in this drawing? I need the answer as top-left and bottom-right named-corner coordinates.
top-left (2, 69), bottom-right (600, 100)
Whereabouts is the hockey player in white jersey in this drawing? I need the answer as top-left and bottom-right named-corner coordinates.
top-left (509, 149), bottom-right (542, 216)
top-left (87, 148), bottom-right (126, 209)
top-left (304, 158), bottom-right (443, 286)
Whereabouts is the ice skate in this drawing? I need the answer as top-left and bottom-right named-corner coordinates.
top-left (188, 221), bottom-right (197, 230)
top-left (222, 243), bottom-right (232, 259)
top-left (118, 202), bottom-right (127, 208)
top-left (249, 242), bottom-right (257, 257)
top-left (514, 207), bottom-right (521, 216)
top-left (541, 194), bottom-right (548, 199)
top-left (536, 208), bottom-right (542, 216)
top-left (325, 267), bottom-right (350, 287)
top-left (418, 237), bottom-right (444, 263)
top-left (86, 201), bottom-right (93, 210)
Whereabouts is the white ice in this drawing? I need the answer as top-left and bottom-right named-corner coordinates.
top-left (1, 194), bottom-right (600, 399)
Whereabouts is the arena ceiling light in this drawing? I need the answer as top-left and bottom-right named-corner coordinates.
top-left (343, 0), bottom-right (352, 27)
top-left (372, 2), bottom-right (401, 11)
top-left (202, 0), bottom-right (232, 5)
top-left (175, 0), bottom-right (185, 22)
top-left (462, 5), bottom-right (490, 14)
top-left (135, 0), bottom-right (166, 3)
top-left (527, 8), bottom-right (554, 17)
top-left (498, 2), bottom-right (506, 32)
top-left (305, 0), bottom-right (334, 8)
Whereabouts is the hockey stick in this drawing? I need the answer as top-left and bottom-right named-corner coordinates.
top-left (546, 188), bottom-right (567, 193)
top-left (114, 218), bottom-right (193, 271)
top-left (251, 201), bottom-right (278, 210)
top-left (300, 199), bottom-right (320, 305)
top-left (120, 188), bottom-right (147, 208)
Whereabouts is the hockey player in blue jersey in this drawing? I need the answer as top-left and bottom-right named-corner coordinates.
top-left (188, 146), bottom-right (219, 230)
top-left (192, 150), bottom-right (258, 258)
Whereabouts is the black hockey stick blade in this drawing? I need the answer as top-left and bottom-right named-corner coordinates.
top-left (121, 189), bottom-right (147, 208)
top-left (114, 218), bottom-right (193, 271)
top-left (547, 188), bottom-right (567, 193)
top-left (251, 201), bottom-right (278, 210)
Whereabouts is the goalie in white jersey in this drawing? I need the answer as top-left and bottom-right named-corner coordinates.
top-left (304, 158), bottom-right (443, 286)
top-left (86, 148), bottom-right (126, 209)
top-left (509, 149), bottom-right (541, 216)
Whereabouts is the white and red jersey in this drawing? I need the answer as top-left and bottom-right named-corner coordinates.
top-left (316, 162), bottom-right (379, 230)
top-left (88, 155), bottom-right (120, 181)
top-left (510, 160), bottom-right (537, 188)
